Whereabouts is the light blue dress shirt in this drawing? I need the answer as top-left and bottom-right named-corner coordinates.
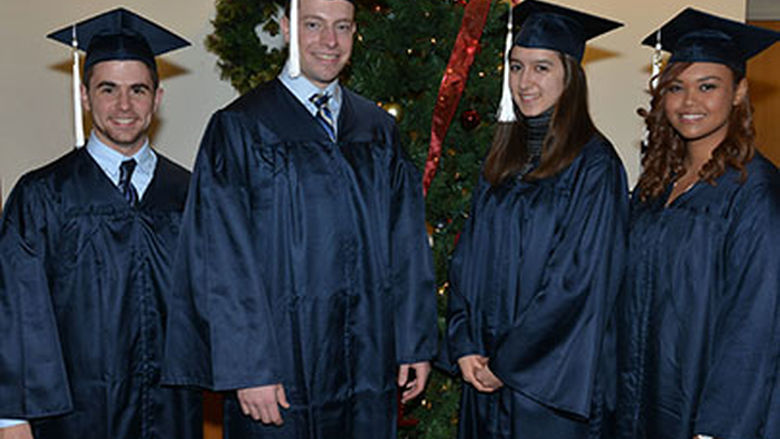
top-left (278, 61), bottom-right (343, 138)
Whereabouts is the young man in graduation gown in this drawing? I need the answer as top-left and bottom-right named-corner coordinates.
top-left (0, 9), bottom-right (201, 439)
top-left (161, 0), bottom-right (438, 437)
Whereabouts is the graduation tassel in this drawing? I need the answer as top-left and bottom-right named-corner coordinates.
top-left (642, 29), bottom-right (662, 151)
top-left (72, 25), bottom-right (85, 147)
top-left (497, 0), bottom-right (516, 123)
top-left (651, 29), bottom-right (663, 90)
top-left (289, 0), bottom-right (301, 77)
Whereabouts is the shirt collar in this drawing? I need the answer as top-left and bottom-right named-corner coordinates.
top-left (278, 61), bottom-right (342, 118)
top-left (85, 132), bottom-right (155, 182)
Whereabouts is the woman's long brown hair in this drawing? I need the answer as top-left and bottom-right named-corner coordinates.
top-left (636, 62), bottom-right (756, 202)
top-left (483, 52), bottom-right (598, 186)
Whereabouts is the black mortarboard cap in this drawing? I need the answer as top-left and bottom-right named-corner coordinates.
top-left (47, 7), bottom-right (190, 74)
top-left (642, 7), bottom-right (780, 75)
top-left (47, 8), bottom-right (189, 148)
top-left (511, 0), bottom-right (623, 61)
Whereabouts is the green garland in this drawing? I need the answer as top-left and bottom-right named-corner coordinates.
top-left (206, 0), bottom-right (287, 93)
top-left (206, 1), bottom-right (508, 437)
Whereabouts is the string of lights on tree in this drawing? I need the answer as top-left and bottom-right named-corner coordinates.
top-left (206, 1), bottom-right (511, 437)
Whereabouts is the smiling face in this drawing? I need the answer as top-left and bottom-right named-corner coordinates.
top-left (81, 60), bottom-right (162, 156)
top-left (282, 0), bottom-right (356, 89)
top-left (663, 62), bottom-right (747, 152)
top-left (508, 46), bottom-right (566, 118)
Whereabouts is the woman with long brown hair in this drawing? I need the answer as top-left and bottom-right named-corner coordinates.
top-left (617, 9), bottom-right (780, 439)
top-left (446, 1), bottom-right (627, 438)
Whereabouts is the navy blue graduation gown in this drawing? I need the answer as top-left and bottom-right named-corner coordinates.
top-left (162, 79), bottom-right (437, 439)
top-left (617, 154), bottom-right (780, 439)
top-left (0, 148), bottom-right (202, 439)
top-left (446, 135), bottom-right (629, 439)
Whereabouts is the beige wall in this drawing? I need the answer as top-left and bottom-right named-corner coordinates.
top-left (0, 1), bottom-right (747, 202)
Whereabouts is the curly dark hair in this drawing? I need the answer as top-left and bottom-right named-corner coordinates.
top-left (636, 62), bottom-right (756, 202)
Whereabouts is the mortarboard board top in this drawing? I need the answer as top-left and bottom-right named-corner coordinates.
top-left (511, 0), bottom-right (623, 62)
top-left (47, 8), bottom-right (189, 74)
top-left (642, 8), bottom-right (780, 75)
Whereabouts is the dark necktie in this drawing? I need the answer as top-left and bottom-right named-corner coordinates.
top-left (118, 159), bottom-right (138, 206)
top-left (309, 93), bottom-right (336, 142)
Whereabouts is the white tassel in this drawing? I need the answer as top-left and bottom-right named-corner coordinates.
top-left (72, 25), bottom-right (85, 147)
top-left (289, 0), bottom-right (301, 77)
top-left (643, 30), bottom-right (662, 149)
top-left (651, 29), bottom-right (662, 90)
top-left (497, 1), bottom-right (515, 123)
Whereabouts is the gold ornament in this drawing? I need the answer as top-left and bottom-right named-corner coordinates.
top-left (381, 101), bottom-right (403, 121)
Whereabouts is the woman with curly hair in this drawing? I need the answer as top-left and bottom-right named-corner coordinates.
top-left (617, 8), bottom-right (780, 439)
top-left (446, 1), bottom-right (627, 438)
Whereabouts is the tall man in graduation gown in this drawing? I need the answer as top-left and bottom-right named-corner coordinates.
top-left (162, 0), bottom-right (438, 437)
top-left (0, 8), bottom-right (202, 439)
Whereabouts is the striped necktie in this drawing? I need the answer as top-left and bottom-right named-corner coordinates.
top-left (310, 92), bottom-right (336, 142)
top-left (118, 159), bottom-right (139, 206)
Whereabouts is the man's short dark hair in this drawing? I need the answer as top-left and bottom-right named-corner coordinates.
top-left (83, 60), bottom-right (160, 90)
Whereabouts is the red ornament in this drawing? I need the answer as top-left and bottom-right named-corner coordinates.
top-left (460, 109), bottom-right (481, 131)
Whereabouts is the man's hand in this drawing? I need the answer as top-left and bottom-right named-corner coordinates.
top-left (457, 354), bottom-right (501, 393)
top-left (0, 423), bottom-right (33, 439)
top-left (474, 363), bottom-right (503, 392)
top-left (398, 361), bottom-right (431, 403)
top-left (237, 384), bottom-right (290, 425)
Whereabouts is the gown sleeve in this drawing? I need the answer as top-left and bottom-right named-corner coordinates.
top-left (445, 177), bottom-right (489, 372)
top-left (490, 151), bottom-right (628, 418)
top-left (389, 132), bottom-right (438, 365)
top-left (693, 178), bottom-right (779, 439)
top-left (162, 110), bottom-right (282, 391)
top-left (0, 179), bottom-right (72, 418)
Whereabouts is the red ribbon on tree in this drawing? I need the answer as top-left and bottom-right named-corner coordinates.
top-left (422, 0), bottom-right (493, 196)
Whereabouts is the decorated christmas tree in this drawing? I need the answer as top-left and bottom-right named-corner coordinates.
top-left (206, 1), bottom-right (511, 437)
